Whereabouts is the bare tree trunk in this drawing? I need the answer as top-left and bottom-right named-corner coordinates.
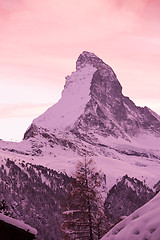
top-left (87, 198), bottom-right (93, 240)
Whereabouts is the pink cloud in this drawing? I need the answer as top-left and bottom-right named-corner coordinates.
top-left (0, 103), bottom-right (52, 118)
top-left (0, 0), bottom-right (24, 11)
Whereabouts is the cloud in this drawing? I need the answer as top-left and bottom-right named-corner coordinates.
top-left (0, 0), bottom-right (24, 11)
top-left (0, 103), bottom-right (52, 118)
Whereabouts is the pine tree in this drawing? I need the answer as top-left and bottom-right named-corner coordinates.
top-left (62, 158), bottom-right (109, 240)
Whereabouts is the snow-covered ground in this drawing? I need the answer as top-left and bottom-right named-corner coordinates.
top-left (1, 133), bottom-right (160, 190)
top-left (101, 192), bottom-right (160, 240)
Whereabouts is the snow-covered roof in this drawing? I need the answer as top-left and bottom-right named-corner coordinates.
top-left (0, 213), bottom-right (37, 236)
top-left (101, 192), bottom-right (160, 240)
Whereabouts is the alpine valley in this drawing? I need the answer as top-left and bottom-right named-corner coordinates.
top-left (0, 51), bottom-right (160, 239)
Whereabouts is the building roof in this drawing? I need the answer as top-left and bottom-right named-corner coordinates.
top-left (0, 213), bottom-right (37, 236)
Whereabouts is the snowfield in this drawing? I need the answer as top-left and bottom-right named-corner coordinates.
top-left (101, 192), bottom-right (160, 240)
top-left (0, 139), bottom-right (160, 190)
top-left (33, 65), bottom-right (96, 131)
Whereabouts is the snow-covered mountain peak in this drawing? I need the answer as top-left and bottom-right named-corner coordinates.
top-left (23, 51), bottom-right (160, 144)
top-left (24, 51), bottom-right (125, 140)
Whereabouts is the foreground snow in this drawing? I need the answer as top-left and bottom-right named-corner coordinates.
top-left (101, 192), bottom-right (160, 240)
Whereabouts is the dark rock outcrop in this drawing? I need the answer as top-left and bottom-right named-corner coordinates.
top-left (104, 175), bottom-right (155, 224)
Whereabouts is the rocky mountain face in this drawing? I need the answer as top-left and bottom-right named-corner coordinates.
top-left (105, 175), bottom-right (155, 224)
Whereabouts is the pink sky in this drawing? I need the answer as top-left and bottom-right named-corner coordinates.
top-left (0, 0), bottom-right (160, 141)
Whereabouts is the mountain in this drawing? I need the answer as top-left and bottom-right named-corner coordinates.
top-left (24, 51), bottom-right (160, 141)
top-left (104, 175), bottom-right (154, 224)
top-left (101, 191), bottom-right (160, 240)
top-left (0, 51), bottom-right (160, 187)
top-left (25, 51), bottom-right (160, 138)
top-left (0, 51), bottom-right (160, 239)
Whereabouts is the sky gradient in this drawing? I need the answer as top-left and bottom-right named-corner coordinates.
top-left (0, 0), bottom-right (160, 141)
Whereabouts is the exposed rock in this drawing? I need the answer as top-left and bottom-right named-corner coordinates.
top-left (24, 124), bottom-right (39, 140)
top-left (104, 175), bottom-right (155, 224)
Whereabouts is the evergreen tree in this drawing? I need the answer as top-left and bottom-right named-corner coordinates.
top-left (62, 158), bottom-right (109, 240)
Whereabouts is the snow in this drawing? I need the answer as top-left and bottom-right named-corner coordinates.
top-left (93, 154), bottom-right (160, 190)
top-left (63, 210), bottom-right (80, 215)
top-left (0, 213), bottom-right (37, 236)
top-left (1, 136), bottom-right (160, 191)
top-left (94, 132), bottom-right (160, 152)
top-left (32, 65), bottom-right (96, 131)
top-left (101, 192), bottom-right (160, 240)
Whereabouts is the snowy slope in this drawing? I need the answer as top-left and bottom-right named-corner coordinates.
top-left (101, 192), bottom-right (160, 240)
top-left (32, 65), bottom-right (96, 131)
top-left (0, 137), bottom-right (160, 190)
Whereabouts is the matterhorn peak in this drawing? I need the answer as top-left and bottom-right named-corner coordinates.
top-left (24, 51), bottom-right (160, 143)
top-left (29, 51), bottom-right (122, 134)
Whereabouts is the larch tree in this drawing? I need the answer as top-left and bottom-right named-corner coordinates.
top-left (62, 158), bottom-right (109, 240)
